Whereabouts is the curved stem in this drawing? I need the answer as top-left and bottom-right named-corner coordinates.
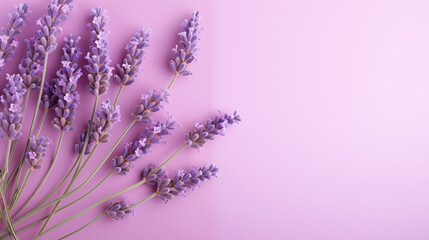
top-left (167, 73), bottom-right (179, 91)
top-left (58, 213), bottom-right (106, 240)
top-left (35, 110), bottom-right (48, 138)
top-left (113, 85), bottom-right (123, 107)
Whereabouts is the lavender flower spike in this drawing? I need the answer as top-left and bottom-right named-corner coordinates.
top-left (0, 74), bottom-right (26, 140)
top-left (51, 34), bottom-right (83, 131)
top-left (113, 27), bottom-right (152, 87)
top-left (0, 3), bottom-right (30, 72)
top-left (19, 37), bottom-right (44, 90)
top-left (35, 0), bottom-right (75, 54)
top-left (169, 11), bottom-right (202, 76)
top-left (185, 111), bottom-right (241, 150)
top-left (85, 7), bottom-right (112, 96)
top-left (24, 136), bottom-right (52, 169)
top-left (132, 89), bottom-right (170, 123)
top-left (106, 199), bottom-right (134, 220)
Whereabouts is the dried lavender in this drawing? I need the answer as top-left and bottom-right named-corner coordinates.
top-left (51, 34), bottom-right (82, 131)
top-left (185, 111), bottom-right (241, 149)
top-left (24, 136), bottom-right (52, 169)
top-left (169, 11), bottom-right (201, 76)
top-left (0, 3), bottom-right (30, 72)
top-left (75, 99), bottom-right (120, 154)
top-left (0, 74), bottom-right (26, 140)
top-left (132, 89), bottom-right (170, 123)
top-left (113, 27), bottom-right (152, 87)
top-left (141, 164), bottom-right (167, 186)
top-left (85, 7), bottom-right (112, 96)
top-left (153, 164), bottom-right (218, 203)
top-left (106, 199), bottom-right (134, 220)
top-left (112, 115), bottom-right (178, 176)
top-left (18, 37), bottom-right (44, 90)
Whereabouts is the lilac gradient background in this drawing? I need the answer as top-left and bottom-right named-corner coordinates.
top-left (1, 0), bottom-right (429, 239)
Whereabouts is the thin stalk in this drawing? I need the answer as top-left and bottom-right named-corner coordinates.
top-left (0, 190), bottom-right (17, 239)
top-left (8, 169), bottom-right (31, 210)
top-left (167, 73), bottom-right (179, 91)
top-left (58, 213), bottom-right (106, 240)
top-left (35, 110), bottom-right (48, 138)
top-left (12, 120), bottom-right (136, 227)
top-left (113, 85), bottom-right (123, 107)
top-left (152, 144), bottom-right (187, 173)
top-left (1, 140), bottom-right (13, 187)
top-left (127, 192), bottom-right (157, 209)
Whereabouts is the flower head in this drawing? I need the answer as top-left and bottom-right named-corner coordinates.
top-left (169, 11), bottom-right (202, 76)
top-left (24, 136), bottom-right (52, 169)
top-left (18, 38), bottom-right (44, 90)
top-left (106, 199), bottom-right (134, 220)
top-left (132, 89), bottom-right (170, 123)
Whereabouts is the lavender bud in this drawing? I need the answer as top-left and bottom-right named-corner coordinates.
top-left (0, 3), bottom-right (30, 72)
top-left (113, 27), bottom-right (152, 87)
top-left (132, 89), bottom-right (170, 123)
top-left (19, 37), bottom-right (44, 90)
top-left (24, 136), bottom-right (52, 169)
top-left (141, 164), bottom-right (167, 186)
top-left (106, 199), bottom-right (134, 220)
top-left (169, 11), bottom-right (201, 76)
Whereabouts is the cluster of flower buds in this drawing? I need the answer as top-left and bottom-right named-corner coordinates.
top-left (105, 199), bottom-right (134, 220)
top-left (18, 37), bottom-right (44, 90)
top-left (132, 89), bottom-right (170, 123)
top-left (86, 7), bottom-right (112, 96)
top-left (0, 74), bottom-right (27, 140)
top-left (24, 136), bottom-right (52, 169)
top-left (0, 3), bottom-right (30, 72)
top-left (185, 111), bottom-right (241, 150)
top-left (169, 11), bottom-right (202, 76)
top-left (113, 27), bottom-right (152, 87)
top-left (112, 115), bottom-right (179, 176)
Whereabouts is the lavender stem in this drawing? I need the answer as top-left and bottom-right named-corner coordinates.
top-left (58, 213), bottom-right (106, 240)
top-left (35, 110), bottom-right (48, 138)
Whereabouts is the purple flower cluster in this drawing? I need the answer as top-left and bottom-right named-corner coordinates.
top-left (24, 136), bottom-right (52, 170)
top-left (51, 34), bottom-right (83, 131)
top-left (141, 164), bottom-right (167, 186)
top-left (148, 164), bottom-right (218, 203)
top-left (106, 199), bottom-right (134, 220)
top-left (0, 74), bottom-right (26, 140)
top-left (0, 3), bottom-right (30, 72)
top-left (132, 89), bottom-right (170, 123)
top-left (169, 11), bottom-right (201, 76)
top-left (19, 37), bottom-right (44, 90)
top-left (113, 27), bottom-right (152, 87)
top-left (75, 99), bottom-right (120, 154)
top-left (35, 0), bottom-right (75, 54)
top-left (112, 115), bottom-right (179, 176)
top-left (85, 7), bottom-right (112, 96)
top-left (185, 111), bottom-right (241, 150)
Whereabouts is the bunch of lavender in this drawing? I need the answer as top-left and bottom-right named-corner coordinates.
top-left (0, 3), bottom-right (30, 72)
top-left (0, 74), bottom-right (26, 140)
top-left (75, 99), bottom-right (121, 154)
top-left (132, 89), bottom-right (170, 123)
top-left (150, 164), bottom-right (218, 203)
top-left (50, 34), bottom-right (83, 131)
top-left (112, 115), bottom-right (179, 175)
top-left (169, 11), bottom-right (201, 76)
top-left (113, 27), bottom-right (152, 87)
top-left (24, 136), bottom-right (52, 170)
top-left (185, 111), bottom-right (241, 149)
top-left (106, 199), bottom-right (134, 220)
top-left (85, 7), bottom-right (112, 96)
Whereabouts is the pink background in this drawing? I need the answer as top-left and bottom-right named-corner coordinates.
top-left (1, 0), bottom-right (429, 239)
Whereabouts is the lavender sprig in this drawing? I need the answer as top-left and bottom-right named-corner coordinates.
top-left (0, 74), bottom-right (26, 140)
top-left (185, 111), bottom-right (241, 150)
top-left (106, 199), bottom-right (134, 220)
top-left (85, 7), bottom-right (112, 96)
top-left (19, 37), bottom-right (44, 90)
top-left (113, 27), bottom-right (152, 87)
top-left (51, 34), bottom-right (83, 131)
top-left (132, 89), bottom-right (170, 123)
top-left (0, 3), bottom-right (30, 72)
top-left (24, 136), bottom-right (52, 169)
top-left (169, 11), bottom-right (201, 76)
top-left (112, 115), bottom-right (179, 176)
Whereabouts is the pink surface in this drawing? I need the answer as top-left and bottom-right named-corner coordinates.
top-left (1, 0), bottom-right (429, 239)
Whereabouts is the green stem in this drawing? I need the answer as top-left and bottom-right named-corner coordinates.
top-left (167, 73), bottom-right (179, 91)
top-left (0, 190), bottom-right (17, 239)
top-left (152, 144), bottom-right (187, 173)
top-left (128, 192), bottom-right (157, 209)
top-left (9, 169), bottom-right (31, 210)
top-left (35, 110), bottom-right (48, 138)
top-left (113, 85), bottom-right (123, 107)
top-left (58, 213), bottom-right (106, 240)
top-left (1, 140), bottom-right (12, 187)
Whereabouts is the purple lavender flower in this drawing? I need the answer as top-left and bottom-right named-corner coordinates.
top-left (85, 7), bottom-right (112, 96)
top-left (41, 81), bottom-right (57, 110)
top-left (141, 164), bottom-right (167, 186)
top-left (106, 199), bottom-right (134, 220)
top-left (74, 129), bottom-right (91, 155)
top-left (185, 111), bottom-right (241, 150)
top-left (169, 11), bottom-right (202, 76)
top-left (113, 27), bottom-right (152, 87)
top-left (75, 99), bottom-right (120, 154)
top-left (18, 37), bottom-right (44, 90)
top-left (0, 74), bottom-right (27, 140)
top-left (51, 34), bottom-right (83, 131)
top-left (132, 89), bottom-right (170, 123)
top-left (0, 3), bottom-right (30, 72)
top-left (112, 115), bottom-right (179, 176)
top-left (153, 164), bottom-right (218, 203)
top-left (35, 0), bottom-right (75, 54)
top-left (24, 136), bottom-right (52, 169)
